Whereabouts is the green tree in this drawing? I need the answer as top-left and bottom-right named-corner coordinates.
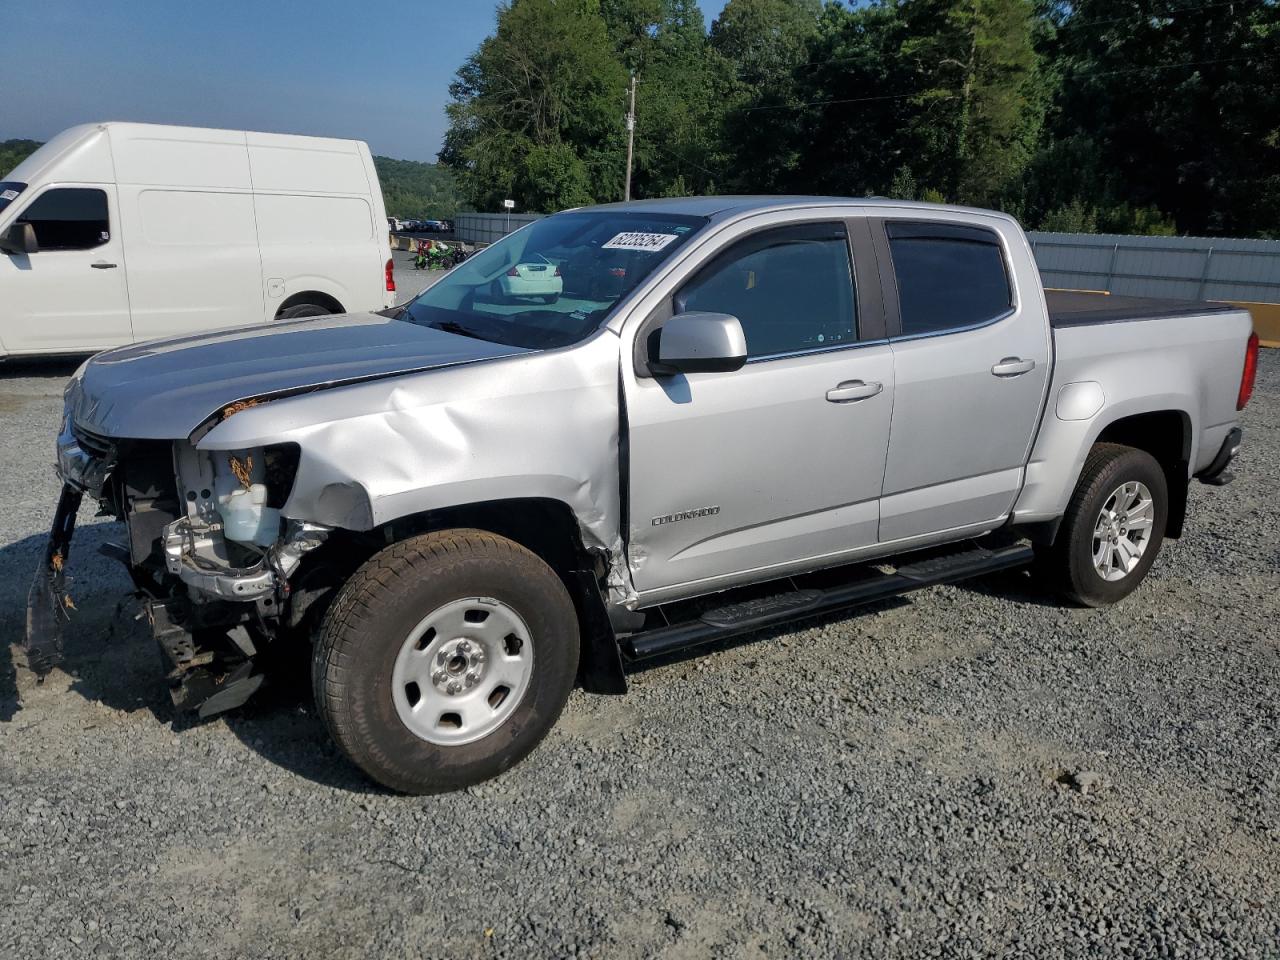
top-left (710, 0), bottom-right (823, 192)
top-left (374, 157), bottom-right (461, 219)
top-left (440, 0), bottom-right (628, 211)
top-left (604, 0), bottom-right (738, 196)
top-left (897, 0), bottom-right (1045, 207)
top-left (1037, 0), bottom-right (1280, 235)
top-left (0, 139), bottom-right (42, 178)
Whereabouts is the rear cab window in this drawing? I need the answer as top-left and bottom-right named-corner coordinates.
top-left (885, 221), bottom-right (1012, 337)
top-left (17, 187), bottom-right (111, 251)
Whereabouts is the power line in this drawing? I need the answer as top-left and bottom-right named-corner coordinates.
top-left (727, 56), bottom-right (1261, 119)
top-left (784, 1), bottom-right (1255, 76)
top-left (1046, 0), bottom-right (1257, 32)
top-left (731, 91), bottom-right (946, 115)
top-left (1065, 54), bottom-right (1259, 79)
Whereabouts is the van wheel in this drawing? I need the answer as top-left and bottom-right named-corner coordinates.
top-left (1038, 443), bottom-right (1168, 607)
top-left (312, 529), bottom-right (580, 794)
top-left (278, 303), bottom-right (331, 320)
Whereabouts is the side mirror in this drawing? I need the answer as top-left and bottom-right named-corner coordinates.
top-left (649, 311), bottom-right (747, 375)
top-left (0, 222), bottom-right (38, 255)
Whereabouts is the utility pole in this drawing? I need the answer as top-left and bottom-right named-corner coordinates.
top-left (624, 72), bottom-right (637, 202)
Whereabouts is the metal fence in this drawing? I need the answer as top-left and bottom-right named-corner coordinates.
top-left (454, 212), bottom-right (544, 245)
top-left (452, 213), bottom-right (1280, 307)
top-left (1028, 231), bottom-right (1280, 305)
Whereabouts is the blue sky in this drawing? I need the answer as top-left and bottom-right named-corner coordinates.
top-left (1, 0), bottom-right (729, 162)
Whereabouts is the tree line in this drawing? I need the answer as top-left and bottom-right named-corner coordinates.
top-left (440, 0), bottom-right (1280, 238)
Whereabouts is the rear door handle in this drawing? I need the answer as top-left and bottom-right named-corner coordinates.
top-left (826, 379), bottom-right (883, 403)
top-left (90, 261), bottom-right (117, 269)
top-left (991, 357), bottom-right (1035, 377)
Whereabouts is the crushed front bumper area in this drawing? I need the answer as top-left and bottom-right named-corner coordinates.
top-left (25, 484), bottom-right (331, 717)
top-left (25, 485), bottom-right (83, 676)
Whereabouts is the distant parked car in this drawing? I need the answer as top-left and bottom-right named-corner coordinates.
top-left (496, 255), bottom-right (562, 302)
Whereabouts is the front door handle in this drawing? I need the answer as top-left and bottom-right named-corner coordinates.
top-left (90, 261), bottom-right (118, 269)
top-left (826, 379), bottom-right (883, 403)
top-left (991, 357), bottom-right (1035, 377)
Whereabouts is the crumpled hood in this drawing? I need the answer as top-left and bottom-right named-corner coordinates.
top-left (67, 312), bottom-right (533, 439)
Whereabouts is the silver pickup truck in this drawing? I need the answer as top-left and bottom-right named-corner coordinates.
top-left (29, 197), bottom-right (1259, 793)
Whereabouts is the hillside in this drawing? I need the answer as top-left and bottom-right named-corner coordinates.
top-left (0, 139), bottom-right (41, 178)
top-left (374, 156), bottom-right (460, 220)
top-left (2, 138), bottom-right (459, 219)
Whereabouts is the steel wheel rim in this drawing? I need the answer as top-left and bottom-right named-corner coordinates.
top-left (1091, 480), bottom-right (1155, 582)
top-left (391, 597), bottom-right (534, 746)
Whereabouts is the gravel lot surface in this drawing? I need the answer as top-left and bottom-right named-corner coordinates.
top-left (392, 248), bottom-right (450, 303)
top-left (1, 348), bottom-right (1277, 959)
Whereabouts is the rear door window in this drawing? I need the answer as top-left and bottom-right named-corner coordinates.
top-left (676, 222), bottom-right (857, 359)
top-left (18, 187), bottom-right (110, 251)
top-left (886, 221), bottom-right (1012, 337)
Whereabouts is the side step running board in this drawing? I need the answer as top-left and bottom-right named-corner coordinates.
top-left (626, 542), bottom-right (1034, 661)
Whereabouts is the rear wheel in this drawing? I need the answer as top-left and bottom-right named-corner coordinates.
top-left (1038, 443), bottom-right (1168, 607)
top-left (278, 303), bottom-right (331, 320)
top-left (312, 529), bottom-right (579, 794)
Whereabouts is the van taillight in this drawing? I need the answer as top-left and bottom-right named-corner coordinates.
top-left (1237, 331), bottom-right (1259, 410)
top-left (506, 266), bottom-right (520, 277)
top-left (385, 258), bottom-right (395, 293)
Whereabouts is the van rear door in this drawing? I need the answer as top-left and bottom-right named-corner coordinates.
top-left (0, 184), bottom-right (133, 354)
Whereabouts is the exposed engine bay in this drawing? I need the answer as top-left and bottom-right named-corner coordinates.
top-left (28, 418), bottom-right (335, 717)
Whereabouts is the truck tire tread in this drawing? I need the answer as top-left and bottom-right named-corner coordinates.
top-left (312, 528), bottom-right (579, 794)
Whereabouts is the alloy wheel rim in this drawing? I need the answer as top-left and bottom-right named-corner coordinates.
top-left (1091, 480), bottom-right (1155, 582)
top-left (391, 597), bottom-right (534, 746)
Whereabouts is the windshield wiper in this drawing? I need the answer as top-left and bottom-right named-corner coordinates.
top-left (428, 319), bottom-right (497, 343)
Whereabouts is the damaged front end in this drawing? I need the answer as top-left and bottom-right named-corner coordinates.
top-left (26, 415), bottom-right (331, 717)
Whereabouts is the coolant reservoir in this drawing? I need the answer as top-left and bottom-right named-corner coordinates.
top-left (213, 450), bottom-right (282, 548)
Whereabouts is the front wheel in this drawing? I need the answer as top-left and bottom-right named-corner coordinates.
top-left (1038, 443), bottom-right (1168, 607)
top-left (312, 529), bottom-right (580, 793)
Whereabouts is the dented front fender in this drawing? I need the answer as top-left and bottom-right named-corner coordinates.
top-left (196, 330), bottom-right (636, 602)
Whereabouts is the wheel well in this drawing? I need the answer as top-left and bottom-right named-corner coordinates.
top-left (276, 291), bottom-right (344, 317)
top-left (368, 498), bottom-right (627, 695)
top-left (1094, 410), bottom-right (1191, 538)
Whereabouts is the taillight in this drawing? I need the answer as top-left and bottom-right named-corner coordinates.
top-left (384, 258), bottom-right (395, 292)
top-left (554, 266), bottom-right (562, 277)
top-left (1237, 331), bottom-right (1259, 410)
top-left (506, 266), bottom-right (520, 277)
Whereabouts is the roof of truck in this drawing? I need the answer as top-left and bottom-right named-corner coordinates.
top-left (584, 195), bottom-right (1016, 222)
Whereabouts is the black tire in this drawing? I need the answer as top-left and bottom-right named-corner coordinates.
top-left (1038, 443), bottom-right (1168, 607)
top-left (277, 303), bottom-right (332, 320)
top-left (312, 529), bottom-right (580, 794)
top-left (539, 294), bottom-right (560, 304)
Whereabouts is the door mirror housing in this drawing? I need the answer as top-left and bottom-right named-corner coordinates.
top-left (0, 222), bottom-right (38, 255)
top-left (648, 311), bottom-right (747, 376)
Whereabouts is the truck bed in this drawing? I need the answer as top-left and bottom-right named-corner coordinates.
top-left (1046, 290), bottom-right (1239, 327)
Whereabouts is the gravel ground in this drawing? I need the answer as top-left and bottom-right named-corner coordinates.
top-left (1, 350), bottom-right (1277, 959)
top-left (392, 248), bottom-right (449, 303)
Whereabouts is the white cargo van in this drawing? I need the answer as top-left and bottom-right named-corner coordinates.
top-left (0, 122), bottom-right (396, 357)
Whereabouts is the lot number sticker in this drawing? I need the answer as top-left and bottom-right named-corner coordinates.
top-left (602, 232), bottom-right (678, 252)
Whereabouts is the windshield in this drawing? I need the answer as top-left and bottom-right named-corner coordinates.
top-left (400, 210), bottom-right (707, 349)
top-left (0, 182), bottom-right (26, 215)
